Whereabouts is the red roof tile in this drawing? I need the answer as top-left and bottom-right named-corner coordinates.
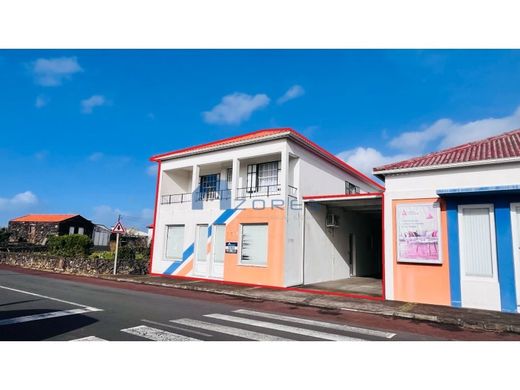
top-left (150, 127), bottom-right (384, 191)
top-left (11, 214), bottom-right (78, 223)
top-left (150, 128), bottom-right (292, 161)
top-left (374, 128), bottom-right (520, 174)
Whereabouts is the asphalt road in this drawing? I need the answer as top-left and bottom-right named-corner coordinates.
top-left (1, 265), bottom-right (519, 341)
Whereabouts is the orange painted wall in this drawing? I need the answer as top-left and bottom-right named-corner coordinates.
top-left (392, 198), bottom-right (451, 306)
top-left (224, 207), bottom-right (286, 287)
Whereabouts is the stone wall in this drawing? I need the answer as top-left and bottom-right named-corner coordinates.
top-left (0, 252), bottom-right (148, 275)
top-left (8, 221), bottom-right (59, 245)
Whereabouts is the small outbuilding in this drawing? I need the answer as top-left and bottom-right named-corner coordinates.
top-left (8, 214), bottom-right (95, 245)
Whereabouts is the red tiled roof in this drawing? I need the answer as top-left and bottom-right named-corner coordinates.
top-left (10, 214), bottom-right (78, 223)
top-left (150, 128), bottom-right (292, 161)
top-left (150, 127), bottom-right (384, 191)
top-left (374, 128), bottom-right (520, 174)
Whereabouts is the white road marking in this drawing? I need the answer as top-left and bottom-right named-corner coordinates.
top-left (70, 336), bottom-right (108, 341)
top-left (204, 314), bottom-right (364, 341)
top-left (141, 319), bottom-right (213, 337)
top-left (172, 318), bottom-right (292, 341)
top-left (121, 325), bottom-right (199, 341)
top-left (0, 284), bottom-right (102, 311)
top-left (234, 309), bottom-right (396, 339)
top-left (0, 308), bottom-right (98, 326)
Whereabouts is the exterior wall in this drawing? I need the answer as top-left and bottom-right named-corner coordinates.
top-left (8, 221), bottom-right (59, 244)
top-left (383, 161), bottom-right (520, 310)
top-left (445, 194), bottom-right (519, 312)
top-left (57, 216), bottom-right (94, 238)
top-left (391, 198), bottom-right (451, 306)
top-left (151, 136), bottom-right (382, 288)
top-left (303, 202), bottom-right (381, 284)
top-left (287, 141), bottom-right (381, 196)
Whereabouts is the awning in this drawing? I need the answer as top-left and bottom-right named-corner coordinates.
top-left (437, 185), bottom-right (520, 197)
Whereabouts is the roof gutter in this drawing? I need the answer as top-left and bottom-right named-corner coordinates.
top-left (373, 156), bottom-right (520, 179)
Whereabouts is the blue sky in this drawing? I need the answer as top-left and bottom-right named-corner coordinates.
top-left (2, 49), bottom-right (520, 229)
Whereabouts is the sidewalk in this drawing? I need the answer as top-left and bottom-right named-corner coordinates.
top-left (101, 273), bottom-right (520, 334)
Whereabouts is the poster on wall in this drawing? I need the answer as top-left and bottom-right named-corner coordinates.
top-left (396, 202), bottom-right (442, 264)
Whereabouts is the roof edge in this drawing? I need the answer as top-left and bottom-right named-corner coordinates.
top-left (373, 156), bottom-right (520, 177)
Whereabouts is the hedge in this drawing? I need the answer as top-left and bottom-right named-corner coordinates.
top-left (47, 234), bottom-right (92, 257)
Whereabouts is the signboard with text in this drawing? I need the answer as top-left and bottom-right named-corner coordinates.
top-left (225, 241), bottom-right (238, 254)
top-left (396, 202), bottom-right (442, 264)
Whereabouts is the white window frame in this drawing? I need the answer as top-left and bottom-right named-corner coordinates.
top-left (457, 204), bottom-right (498, 283)
top-left (164, 224), bottom-right (185, 262)
top-left (68, 226), bottom-right (75, 235)
top-left (238, 223), bottom-right (269, 267)
top-left (510, 202), bottom-right (520, 309)
top-left (78, 227), bottom-right (85, 235)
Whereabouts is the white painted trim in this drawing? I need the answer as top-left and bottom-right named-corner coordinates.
top-left (0, 285), bottom-right (102, 311)
top-left (120, 325), bottom-right (198, 341)
top-left (510, 202), bottom-right (520, 312)
top-left (171, 318), bottom-right (291, 341)
top-left (233, 309), bottom-right (395, 338)
top-left (374, 156), bottom-right (520, 177)
top-left (204, 313), bottom-right (364, 341)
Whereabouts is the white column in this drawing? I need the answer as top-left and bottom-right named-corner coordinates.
top-left (231, 158), bottom-right (240, 207)
top-left (191, 164), bottom-right (200, 194)
top-left (280, 147), bottom-right (289, 199)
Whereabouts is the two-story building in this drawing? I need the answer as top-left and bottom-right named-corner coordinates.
top-left (149, 128), bottom-right (384, 295)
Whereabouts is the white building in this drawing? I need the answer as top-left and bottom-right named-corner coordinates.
top-left (149, 128), bottom-right (384, 292)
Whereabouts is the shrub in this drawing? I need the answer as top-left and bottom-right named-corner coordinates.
top-left (47, 234), bottom-right (92, 257)
top-left (0, 228), bottom-right (10, 245)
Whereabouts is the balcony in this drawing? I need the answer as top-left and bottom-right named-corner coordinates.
top-left (161, 189), bottom-right (231, 205)
top-left (161, 185), bottom-right (297, 205)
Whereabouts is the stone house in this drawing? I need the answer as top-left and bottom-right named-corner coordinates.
top-left (8, 214), bottom-right (95, 245)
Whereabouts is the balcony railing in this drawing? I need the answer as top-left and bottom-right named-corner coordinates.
top-left (162, 185), bottom-right (298, 204)
top-left (161, 189), bottom-right (231, 204)
top-left (236, 184), bottom-right (282, 199)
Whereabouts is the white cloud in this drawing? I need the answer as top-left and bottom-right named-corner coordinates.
top-left (337, 147), bottom-right (411, 176)
top-left (277, 85), bottom-right (305, 104)
top-left (146, 165), bottom-right (157, 176)
top-left (389, 105), bottom-right (520, 153)
top-left (81, 95), bottom-right (108, 114)
top-left (31, 56), bottom-right (83, 86)
top-left (0, 191), bottom-right (38, 210)
top-left (88, 152), bottom-right (104, 162)
top-left (92, 205), bottom-right (153, 230)
top-left (34, 150), bottom-right (48, 160)
top-left (203, 92), bottom-right (270, 125)
top-left (35, 95), bottom-right (48, 108)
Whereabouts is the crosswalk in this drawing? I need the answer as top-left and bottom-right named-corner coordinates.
top-left (69, 309), bottom-right (396, 341)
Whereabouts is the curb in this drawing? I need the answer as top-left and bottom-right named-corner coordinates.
top-left (101, 275), bottom-right (520, 335)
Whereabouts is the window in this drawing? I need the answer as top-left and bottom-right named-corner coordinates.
top-left (69, 226), bottom-right (75, 235)
top-left (78, 227), bottom-right (85, 235)
top-left (165, 225), bottom-right (185, 261)
top-left (247, 161), bottom-right (280, 193)
top-left (226, 168), bottom-right (233, 184)
top-left (199, 174), bottom-right (220, 200)
top-left (240, 223), bottom-right (268, 266)
top-left (345, 181), bottom-right (360, 194)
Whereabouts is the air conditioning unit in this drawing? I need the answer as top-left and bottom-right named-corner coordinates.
top-left (326, 213), bottom-right (339, 228)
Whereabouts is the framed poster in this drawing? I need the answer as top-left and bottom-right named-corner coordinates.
top-left (396, 202), bottom-right (442, 264)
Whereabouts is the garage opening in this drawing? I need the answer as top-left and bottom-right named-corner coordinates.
top-left (302, 194), bottom-right (383, 297)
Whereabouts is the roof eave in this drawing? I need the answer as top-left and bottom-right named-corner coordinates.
top-left (373, 156), bottom-right (520, 177)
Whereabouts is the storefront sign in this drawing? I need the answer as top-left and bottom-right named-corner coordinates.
top-left (396, 202), bottom-right (442, 264)
top-left (225, 241), bottom-right (238, 254)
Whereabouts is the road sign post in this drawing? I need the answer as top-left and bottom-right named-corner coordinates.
top-left (112, 218), bottom-right (126, 275)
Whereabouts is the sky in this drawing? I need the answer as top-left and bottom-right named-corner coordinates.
top-left (2, 49), bottom-right (520, 229)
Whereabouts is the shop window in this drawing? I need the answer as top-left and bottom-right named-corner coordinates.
top-left (165, 225), bottom-right (185, 261)
top-left (240, 223), bottom-right (268, 266)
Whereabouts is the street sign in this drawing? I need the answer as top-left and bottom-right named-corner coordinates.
top-left (112, 218), bottom-right (125, 275)
top-left (112, 221), bottom-right (126, 234)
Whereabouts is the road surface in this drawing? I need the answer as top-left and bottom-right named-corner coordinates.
top-left (1, 265), bottom-right (518, 341)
